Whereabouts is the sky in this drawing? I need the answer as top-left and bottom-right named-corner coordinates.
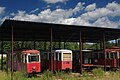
top-left (0, 0), bottom-right (120, 28)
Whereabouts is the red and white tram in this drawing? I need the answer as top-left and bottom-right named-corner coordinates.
top-left (41, 49), bottom-right (72, 71)
top-left (93, 47), bottom-right (120, 69)
top-left (7, 49), bottom-right (41, 75)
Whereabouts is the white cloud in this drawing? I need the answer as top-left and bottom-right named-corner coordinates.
top-left (0, 7), bottom-right (6, 24)
top-left (11, 10), bottom-right (38, 21)
top-left (85, 3), bottom-right (96, 11)
top-left (106, 1), bottom-right (119, 10)
top-left (106, 1), bottom-right (120, 16)
top-left (92, 17), bottom-right (120, 28)
top-left (42, 0), bottom-right (68, 4)
top-left (81, 1), bottom-right (120, 21)
top-left (0, 7), bottom-right (5, 15)
top-left (0, 16), bottom-right (9, 23)
top-left (81, 8), bottom-right (112, 21)
top-left (0, 1), bottom-right (120, 28)
top-left (11, 2), bottom-right (84, 23)
top-left (30, 8), bottom-right (39, 13)
top-left (61, 17), bottom-right (91, 26)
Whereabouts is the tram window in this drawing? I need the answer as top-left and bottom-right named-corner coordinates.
top-left (17, 53), bottom-right (21, 62)
top-left (113, 53), bottom-right (117, 59)
top-left (21, 55), bottom-right (23, 62)
top-left (118, 52), bottom-right (120, 59)
top-left (84, 58), bottom-right (88, 64)
top-left (58, 53), bottom-right (61, 61)
top-left (21, 54), bottom-right (24, 63)
top-left (13, 54), bottom-right (17, 62)
top-left (54, 52), bottom-right (58, 60)
top-left (25, 54), bottom-right (27, 62)
top-left (23, 54), bottom-right (25, 63)
top-left (48, 53), bottom-right (50, 60)
top-left (63, 53), bottom-right (71, 61)
top-left (99, 53), bottom-right (104, 58)
top-left (106, 53), bottom-right (109, 58)
top-left (28, 55), bottom-right (39, 62)
top-left (92, 53), bottom-right (98, 59)
top-left (110, 53), bottom-right (114, 58)
top-left (56, 53), bottom-right (58, 61)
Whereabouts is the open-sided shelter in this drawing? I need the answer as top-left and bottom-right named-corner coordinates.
top-left (0, 19), bottom-right (120, 73)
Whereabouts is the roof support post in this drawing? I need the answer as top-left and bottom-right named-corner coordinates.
top-left (1, 41), bottom-right (3, 71)
top-left (79, 30), bottom-right (82, 74)
top-left (103, 33), bottom-right (106, 71)
top-left (11, 26), bottom-right (14, 80)
top-left (50, 27), bottom-right (53, 71)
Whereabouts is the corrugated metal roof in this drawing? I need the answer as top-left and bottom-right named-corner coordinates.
top-left (0, 19), bottom-right (120, 42)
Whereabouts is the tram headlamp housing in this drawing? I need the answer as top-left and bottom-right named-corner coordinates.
top-left (32, 66), bottom-right (36, 70)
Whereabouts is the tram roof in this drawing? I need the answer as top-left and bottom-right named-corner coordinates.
top-left (0, 19), bottom-right (120, 42)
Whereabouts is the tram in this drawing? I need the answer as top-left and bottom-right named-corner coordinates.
top-left (41, 49), bottom-right (73, 71)
top-left (93, 47), bottom-right (120, 69)
top-left (7, 49), bottom-right (41, 75)
top-left (72, 50), bottom-right (94, 72)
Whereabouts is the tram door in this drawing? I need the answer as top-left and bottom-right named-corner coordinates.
top-left (21, 54), bottom-right (27, 72)
top-left (54, 52), bottom-right (61, 71)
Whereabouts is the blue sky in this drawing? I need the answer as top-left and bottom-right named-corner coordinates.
top-left (0, 0), bottom-right (120, 28)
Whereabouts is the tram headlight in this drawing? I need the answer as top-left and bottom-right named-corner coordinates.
top-left (32, 66), bottom-right (36, 70)
top-left (94, 59), bottom-right (98, 63)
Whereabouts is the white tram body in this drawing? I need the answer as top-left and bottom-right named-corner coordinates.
top-left (41, 49), bottom-right (72, 71)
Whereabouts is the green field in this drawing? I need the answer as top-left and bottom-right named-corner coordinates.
top-left (0, 68), bottom-right (120, 80)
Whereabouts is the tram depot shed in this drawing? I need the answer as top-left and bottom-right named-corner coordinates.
top-left (0, 19), bottom-right (120, 73)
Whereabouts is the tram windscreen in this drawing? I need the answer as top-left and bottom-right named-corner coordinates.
top-left (63, 53), bottom-right (71, 61)
top-left (28, 54), bottom-right (39, 62)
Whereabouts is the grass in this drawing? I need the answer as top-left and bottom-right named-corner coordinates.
top-left (0, 68), bottom-right (119, 80)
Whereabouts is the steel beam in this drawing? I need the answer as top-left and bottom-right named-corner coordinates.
top-left (11, 26), bottom-right (14, 80)
top-left (79, 30), bottom-right (82, 73)
top-left (50, 27), bottom-right (53, 71)
top-left (103, 33), bottom-right (106, 71)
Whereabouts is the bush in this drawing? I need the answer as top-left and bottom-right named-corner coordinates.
top-left (93, 68), bottom-right (104, 78)
top-left (41, 70), bottom-right (54, 80)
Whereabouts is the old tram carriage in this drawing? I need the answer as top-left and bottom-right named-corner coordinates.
top-left (93, 47), bottom-right (120, 70)
top-left (41, 49), bottom-right (73, 71)
top-left (7, 49), bottom-right (41, 75)
top-left (72, 50), bottom-right (94, 72)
